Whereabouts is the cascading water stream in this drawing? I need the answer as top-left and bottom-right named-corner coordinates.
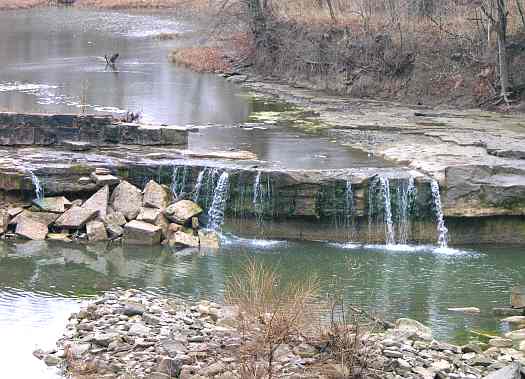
top-left (30, 171), bottom-right (44, 202)
top-left (431, 180), bottom-right (449, 248)
top-left (397, 177), bottom-right (416, 245)
top-left (380, 177), bottom-right (395, 245)
top-left (207, 172), bottom-right (230, 230)
top-left (192, 168), bottom-right (207, 203)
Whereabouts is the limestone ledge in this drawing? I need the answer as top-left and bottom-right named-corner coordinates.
top-left (240, 78), bottom-right (525, 218)
top-left (0, 112), bottom-right (193, 147)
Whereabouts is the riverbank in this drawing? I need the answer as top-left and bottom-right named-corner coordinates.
top-left (35, 289), bottom-right (525, 378)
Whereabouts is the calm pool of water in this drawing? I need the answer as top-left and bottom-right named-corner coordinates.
top-left (0, 237), bottom-right (523, 377)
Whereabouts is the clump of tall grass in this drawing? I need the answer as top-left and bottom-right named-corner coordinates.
top-left (225, 260), bottom-right (319, 379)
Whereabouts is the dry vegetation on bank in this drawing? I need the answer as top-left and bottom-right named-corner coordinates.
top-left (0, 0), bottom-right (47, 9)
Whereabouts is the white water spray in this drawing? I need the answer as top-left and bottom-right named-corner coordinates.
top-left (431, 180), bottom-right (449, 248)
top-left (30, 171), bottom-right (44, 202)
top-left (207, 172), bottom-right (230, 230)
top-left (380, 177), bottom-right (395, 245)
top-left (192, 168), bottom-right (207, 203)
top-left (397, 177), bottom-right (416, 244)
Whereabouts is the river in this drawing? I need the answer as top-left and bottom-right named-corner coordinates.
top-left (0, 7), bottom-right (523, 379)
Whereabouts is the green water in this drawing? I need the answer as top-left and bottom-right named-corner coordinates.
top-left (1, 236), bottom-right (524, 377)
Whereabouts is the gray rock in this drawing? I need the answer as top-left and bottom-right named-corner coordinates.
top-left (43, 355), bottom-right (61, 366)
top-left (123, 220), bottom-right (162, 245)
top-left (82, 185), bottom-right (109, 218)
top-left (199, 362), bottom-right (226, 377)
top-left (66, 343), bottom-right (90, 358)
top-left (164, 200), bottom-right (202, 224)
top-left (110, 181), bottom-right (143, 220)
top-left (15, 216), bottom-right (48, 240)
top-left (505, 329), bottom-right (525, 342)
top-left (63, 140), bottom-right (92, 151)
top-left (501, 316), bottom-right (525, 324)
top-left (137, 207), bottom-right (162, 224)
top-left (86, 221), bottom-right (108, 241)
top-left (143, 180), bottom-right (171, 209)
top-left (103, 211), bottom-right (127, 226)
top-left (55, 206), bottom-right (97, 228)
top-left (122, 303), bottom-right (145, 316)
top-left (493, 307), bottom-right (524, 317)
top-left (394, 318), bottom-right (432, 341)
top-left (157, 356), bottom-right (182, 377)
top-left (489, 338), bottom-right (514, 348)
top-left (92, 332), bottom-right (119, 347)
top-left (128, 323), bottom-right (150, 336)
top-left (78, 176), bottom-right (92, 185)
top-left (482, 362), bottom-right (522, 379)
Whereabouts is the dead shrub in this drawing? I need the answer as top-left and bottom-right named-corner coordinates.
top-left (225, 260), bottom-right (319, 379)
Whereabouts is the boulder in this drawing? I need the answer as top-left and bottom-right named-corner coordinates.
top-left (198, 229), bottom-right (220, 249)
top-left (137, 207), bottom-right (162, 224)
top-left (55, 206), bottom-right (98, 229)
top-left (110, 181), bottom-right (143, 220)
top-left (0, 210), bottom-right (8, 234)
top-left (15, 216), bottom-right (48, 240)
top-left (394, 318), bottom-right (432, 341)
top-left (123, 220), bottom-right (162, 245)
top-left (157, 357), bottom-right (182, 377)
top-left (512, 287), bottom-right (525, 309)
top-left (86, 221), bottom-right (108, 241)
top-left (33, 196), bottom-right (71, 213)
top-left (10, 210), bottom-right (59, 227)
top-left (488, 338), bottom-right (514, 348)
top-left (155, 213), bottom-right (169, 239)
top-left (143, 180), bottom-right (171, 209)
top-left (164, 200), bottom-right (202, 224)
top-left (170, 230), bottom-right (199, 248)
top-left (103, 211), bottom-right (127, 226)
top-left (502, 316), bottom-right (525, 324)
top-left (82, 185), bottom-right (109, 218)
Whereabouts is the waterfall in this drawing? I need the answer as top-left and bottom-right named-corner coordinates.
top-left (380, 177), bottom-right (395, 245)
top-left (253, 171), bottom-right (263, 224)
top-left (397, 177), bottom-right (416, 245)
top-left (431, 180), bottom-right (449, 248)
top-left (30, 171), bottom-right (44, 202)
top-left (192, 168), bottom-right (207, 203)
top-left (344, 180), bottom-right (354, 229)
top-left (207, 172), bottom-right (230, 230)
top-left (171, 165), bottom-right (191, 199)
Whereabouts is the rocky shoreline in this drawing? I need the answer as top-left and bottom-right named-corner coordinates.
top-left (35, 289), bottom-right (525, 379)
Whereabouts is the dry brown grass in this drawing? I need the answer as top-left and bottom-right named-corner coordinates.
top-left (0, 0), bottom-right (48, 10)
top-left (225, 260), bottom-right (319, 379)
top-left (170, 47), bottom-right (232, 72)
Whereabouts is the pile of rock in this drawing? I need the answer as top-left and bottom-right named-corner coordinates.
top-left (0, 171), bottom-right (219, 249)
top-left (35, 290), bottom-right (525, 379)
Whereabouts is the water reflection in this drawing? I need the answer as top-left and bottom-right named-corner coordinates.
top-left (0, 9), bottom-right (250, 125)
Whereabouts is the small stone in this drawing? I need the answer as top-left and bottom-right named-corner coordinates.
top-left (92, 332), bottom-right (119, 347)
top-left (66, 343), bottom-right (90, 358)
top-left (462, 342), bottom-right (483, 354)
top-left (122, 303), bottom-right (145, 316)
top-left (103, 211), bottom-right (127, 226)
top-left (384, 349), bottom-right (404, 358)
top-left (394, 318), bottom-right (432, 341)
top-left (106, 223), bottom-right (124, 238)
top-left (43, 355), bottom-right (60, 366)
top-left (170, 230), bottom-right (199, 248)
top-left (493, 308), bottom-right (525, 317)
top-left (129, 323), bottom-right (150, 336)
top-left (505, 329), bottom-right (525, 342)
top-left (447, 307), bottom-right (481, 314)
top-left (412, 366), bottom-right (434, 379)
top-left (90, 172), bottom-right (120, 186)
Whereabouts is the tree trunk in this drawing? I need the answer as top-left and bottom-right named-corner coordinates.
top-left (496, 0), bottom-right (510, 99)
